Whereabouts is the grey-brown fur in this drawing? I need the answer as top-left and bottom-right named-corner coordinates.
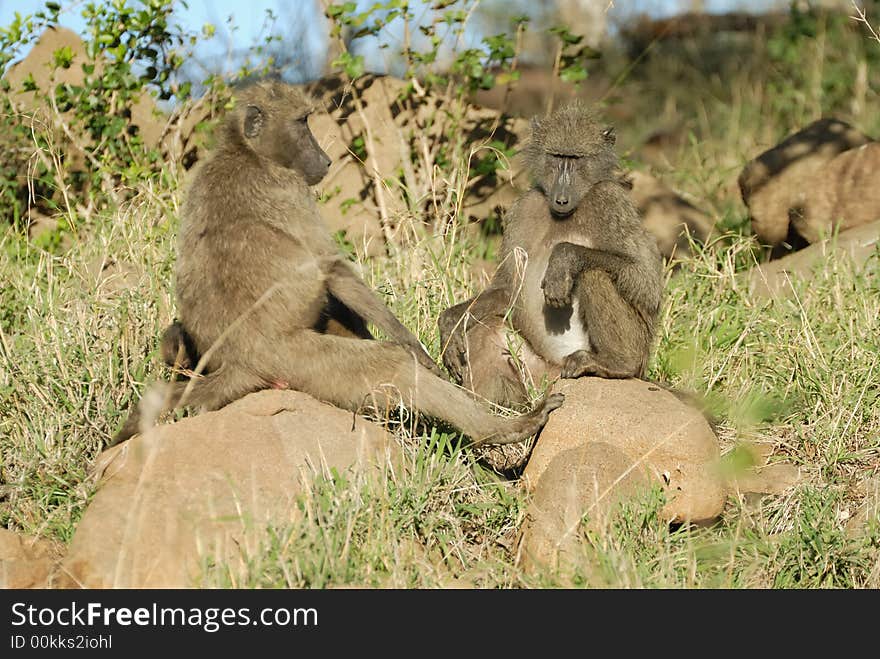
top-left (439, 101), bottom-right (663, 405)
top-left (112, 80), bottom-right (562, 447)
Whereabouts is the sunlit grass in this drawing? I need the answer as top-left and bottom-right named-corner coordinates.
top-left (2, 11), bottom-right (880, 587)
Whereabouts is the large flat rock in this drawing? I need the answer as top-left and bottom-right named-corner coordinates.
top-left (519, 442), bottom-right (652, 571)
top-left (58, 390), bottom-right (396, 588)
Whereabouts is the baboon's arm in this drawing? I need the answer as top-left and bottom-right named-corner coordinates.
top-left (542, 242), bottom-right (660, 317)
top-left (324, 259), bottom-right (442, 375)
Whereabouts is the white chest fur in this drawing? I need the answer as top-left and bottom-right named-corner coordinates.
top-left (519, 239), bottom-right (592, 363)
top-left (540, 298), bottom-right (590, 362)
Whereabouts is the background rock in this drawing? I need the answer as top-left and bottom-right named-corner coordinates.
top-left (626, 170), bottom-right (715, 261)
top-left (738, 118), bottom-right (872, 247)
top-left (57, 389), bottom-right (396, 588)
top-left (308, 75), bottom-right (528, 255)
top-left (5, 26), bottom-right (163, 154)
top-left (746, 220), bottom-right (880, 298)
top-left (791, 143), bottom-right (880, 244)
top-left (523, 378), bottom-right (726, 524)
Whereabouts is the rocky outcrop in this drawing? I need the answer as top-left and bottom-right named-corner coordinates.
top-left (57, 390), bottom-right (396, 588)
top-left (738, 118), bottom-right (872, 246)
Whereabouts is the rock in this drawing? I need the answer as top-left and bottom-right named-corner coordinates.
top-left (845, 476), bottom-right (880, 539)
top-left (5, 27), bottom-right (89, 100)
top-left (308, 74), bottom-right (527, 254)
top-left (5, 26), bottom-right (163, 152)
top-left (0, 529), bottom-right (60, 589)
top-left (519, 442), bottom-right (652, 571)
top-left (638, 127), bottom-right (686, 167)
top-left (738, 118), bottom-right (872, 246)
top-left (57, 390), bottom-right (396, 588)
top-left (746, 220), bottom-right (880, 298)
top-left (85, 257), bottom-right (140, 297)
top-left (25, 209), bottom-right (59, 241)
top-left (791, 143), bottom-right (880, 244)
top-left (626, 170), bottom-right (715, 261)
top-left (523, 378), bottom-right (725, 524)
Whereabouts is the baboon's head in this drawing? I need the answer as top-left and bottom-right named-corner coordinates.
top-left (526, 102), bottom-right (618, 218)
top-left (232, 80), bottom-right (332, 185)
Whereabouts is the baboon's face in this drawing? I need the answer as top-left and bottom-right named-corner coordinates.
top-left (243, 102), bottom-right (332, 185)
top-left (528, 107), bottom-right (618, 218)
top-left (538, 138), bottom-right (615, 218)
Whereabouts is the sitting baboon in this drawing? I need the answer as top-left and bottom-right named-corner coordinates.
top-left (112, 81), bottom-right (562, 447)
top-left (439, 101), bottom-right (663, 406)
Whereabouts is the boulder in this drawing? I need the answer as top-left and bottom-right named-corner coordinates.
top-left (5, 26), bottom-right (163, 151)
top-left (519, 442), bottom-right (652, 571)
top-left (638, 126), bottom-right (686, 167)
top-left (746, 220), bottom-right (880, 298)
top-left (523, 378), bottom-right (726, 525)
top-left (0, 528), bottom-right (60, 589)
top-left (57, 389), bottom-right (396, 588)
top-left (626, 170), bottom-right (715, 261)
top-left (308, 74), bottom-right (528, 254)
top-left (738, 118), bottom-right (872, 246)
top-left (791, 143), bottom-right (880, 244)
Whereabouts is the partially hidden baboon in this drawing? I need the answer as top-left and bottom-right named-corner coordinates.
top-left (111, 80), bottom-right (562, 447)
top-left (438, 101), bottom-right (663, 406)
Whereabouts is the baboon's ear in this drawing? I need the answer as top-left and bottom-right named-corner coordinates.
top-left (602, 126), bottom-right (616, 145)
top-left (530, 117), bottom-right (542, 132)
top-left (244, 105), bottom-right (264, 138)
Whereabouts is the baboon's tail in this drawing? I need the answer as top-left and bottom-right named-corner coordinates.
top-left (108, 366), bottom-right (257, 447)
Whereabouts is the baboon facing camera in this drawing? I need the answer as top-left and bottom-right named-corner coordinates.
top-left (112, 81), bottom-right (562, 447)
top-left (439, 101), bottom-right (664, 406)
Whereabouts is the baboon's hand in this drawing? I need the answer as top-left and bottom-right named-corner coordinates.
top-left (439, 325), bottom-right (469, 381)
top-left (541, 263), bottom-right (574, 308)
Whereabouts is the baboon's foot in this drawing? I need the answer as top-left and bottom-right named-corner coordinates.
top-left (474, 392), bottom-right (565, 447)
top-left (561, 349), bottom-right (634, 380)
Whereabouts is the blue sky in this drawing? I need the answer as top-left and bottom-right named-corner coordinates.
top-left (0, 0), bottom-right (792, 80)
top-left (0, 0), bottom-right (791, 32)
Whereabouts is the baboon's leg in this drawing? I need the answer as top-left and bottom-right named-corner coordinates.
top-left (324, 261), bottom-right (440, 374)
top-left (452, 318), bottom-right (558, 408)
top-left (438, 298), bottom-right (475, 380)
top-left (561, 270), bottom-right (650, 379)
top-left (438, 287), bottom-right (512, 381)
top-left (160, 320), bottom-right (200, 371)
top-left (263, 331), bottom-right (564, 446)
top-left (461, 322), bottom-right (528, 407)
top-left (319, 294), bottom-right (374, 339)
top-left (109, 367), bottom-right (263, 447)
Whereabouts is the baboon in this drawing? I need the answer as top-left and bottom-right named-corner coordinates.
top-left (438, 101), bottom-right (663, 406)
top-left (111, 81), bottom-right (562, 447)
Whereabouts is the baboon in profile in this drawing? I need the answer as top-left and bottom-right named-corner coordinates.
top-left (111, 81), bottom-right (563, 447)
top-left (438, 101), bottom-right (663, 406)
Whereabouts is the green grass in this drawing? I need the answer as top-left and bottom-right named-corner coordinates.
top-left (2, 9), bottom-right (879, 588)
